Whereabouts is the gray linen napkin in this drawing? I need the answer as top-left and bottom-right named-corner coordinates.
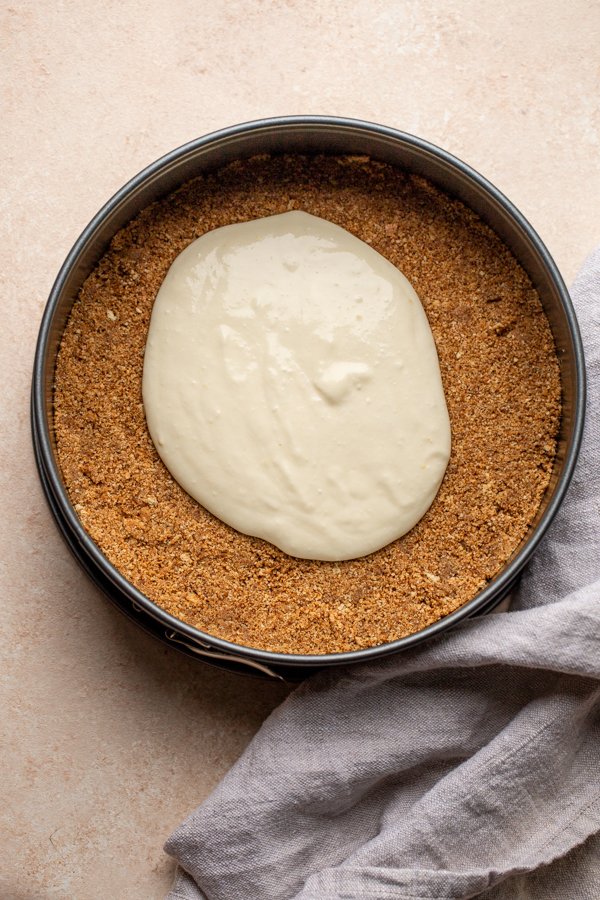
top-left (165, 247), bottom-right (600, 900)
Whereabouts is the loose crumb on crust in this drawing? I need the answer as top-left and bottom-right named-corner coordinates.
top-left (54, 155), bottom-right (561, 655)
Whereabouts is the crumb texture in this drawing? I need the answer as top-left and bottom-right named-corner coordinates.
top-left (54, 156), bottom-right (561, 655)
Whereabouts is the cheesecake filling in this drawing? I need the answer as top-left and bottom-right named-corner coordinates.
top-left (142, 211), bottom-right (451, 561)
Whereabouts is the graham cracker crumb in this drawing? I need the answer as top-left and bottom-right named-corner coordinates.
top-left (54, 154), bottom-right (561, 655)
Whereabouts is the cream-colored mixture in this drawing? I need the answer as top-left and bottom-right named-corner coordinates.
top-left (142, 211), bottom-right (451, 561)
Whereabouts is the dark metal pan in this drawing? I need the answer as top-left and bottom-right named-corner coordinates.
top-left (31, 116), bottom-right (586, 680)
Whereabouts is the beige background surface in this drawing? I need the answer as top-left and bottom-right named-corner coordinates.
top-left (2, 2), bottom-right (599, 898)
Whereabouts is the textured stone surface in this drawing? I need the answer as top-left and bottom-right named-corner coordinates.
top-left (2, 1), bottom-right (599, 897)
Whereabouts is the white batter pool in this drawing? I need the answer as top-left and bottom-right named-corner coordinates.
top-left (142, 211), bottom-right (451, 561)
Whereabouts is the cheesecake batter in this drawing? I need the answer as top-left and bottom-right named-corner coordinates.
top-left (143, 211), bottom-right (451, 561)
